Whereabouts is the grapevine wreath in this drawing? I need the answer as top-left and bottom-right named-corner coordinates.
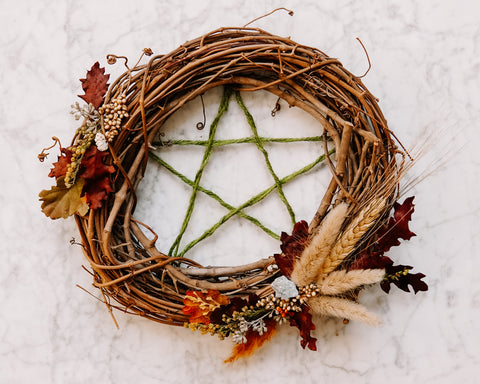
top-left (39, 26), bottom-right (428, 362)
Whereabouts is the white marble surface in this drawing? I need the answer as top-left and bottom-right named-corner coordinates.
top-left (1, 0), bottom-right (479, 383)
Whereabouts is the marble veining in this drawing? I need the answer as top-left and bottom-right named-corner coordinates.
top-left (1, 0), bottom-right (480, 383)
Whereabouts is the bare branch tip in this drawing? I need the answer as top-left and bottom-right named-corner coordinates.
top-left (243, 7), bottom-right (295, 28)
top-left (355, 37), bottom-right (372, 78)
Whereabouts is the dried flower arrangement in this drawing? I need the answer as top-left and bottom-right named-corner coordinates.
top-left (39, 25), bottom-right (427, 362)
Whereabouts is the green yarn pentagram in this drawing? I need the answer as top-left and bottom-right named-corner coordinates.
top-left (149, 87), bottom-right (329, 258)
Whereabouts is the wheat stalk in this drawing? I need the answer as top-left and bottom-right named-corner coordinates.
top-left (290, 202), bottom-right (348, 286)
top-left (318, 198), bottom-right (386, 276)
top-left (309, 296), bottom-right (381, 325)
top-left (317, 269), bottom-right (385, 295)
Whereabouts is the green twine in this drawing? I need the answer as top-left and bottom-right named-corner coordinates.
top-left (235, 91), bottom-right (296, 225)
top-left (148, 87), bottom-right (332, 258)
top-left (168, 87), bottom-right (232, 256)
top-left (149, 152), bottom-right (280, 240)
top-left (152, 136), bottom-right (323, 147)
top-left (174, 152), bottom-right (329, 258)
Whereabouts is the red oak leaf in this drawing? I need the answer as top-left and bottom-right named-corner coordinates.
top-left (381, 265), bottom-right (428, 294)
top-left (79, 145), bottom-right (115, 180)
top-left (274, 220), bottom-right (310, 278)
top-left (48, 148), bottom-right (73, 179)
top-left (83, 177), bottom-right (113, 209)
top-left (289, 305), bottom-right (317, 351)
top-left (77, 146), bottom-right (115, 209)
top-left (348, 196), bottom-right (428, 294)
top-left (376, 196), bottom-right (416, 252)
top-left (349, 251), bottom-right (393, 271)
top-left (350, 251), bottom-right (428, 295)
top-left (224, 319), bottom-right (277, 363)
top-left (78, 62), bottom-right (110, 109)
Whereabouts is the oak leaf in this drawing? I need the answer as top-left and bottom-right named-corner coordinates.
top-left (274, 220), bottom-right (309, 278)
top-left (79, 145), bottom-right (115, 209)
top-left (83, 177), bottom-right (113, 209)
top-left (289, 304), bottom-right (317, 351)
top-left (39, 177), bottom-right (89, 219)
top-left (349, 196), bottom-right (428, 294)
top-left (78, 62), bottom-right (110, 108)
top-left (48, 148), bottom-right (73, 179)
top-left (80, 145), bottom-right (115, 180)
top-left (381, 264), bottom-right (428, 294)
top-left (224, 319), bottom-right (277, 363)
top-left (350, 251), bottom-right (428, 294)
top-left (349, 251), bottom-right (392, 271)
top-left (376, 196), bottom-right (416, 252)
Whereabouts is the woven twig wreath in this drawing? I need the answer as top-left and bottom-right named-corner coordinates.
top-left (39, 27), bottom-right (428, 361)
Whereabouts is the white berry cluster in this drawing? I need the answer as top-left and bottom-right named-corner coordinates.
top-left (99, 94), bottom-right (129, 142)
top-left (94, 132), bottom-right (109, 151)
top-left (231, 316), bottom-right (268, 344)
top-left (70, 102), bottom-right (99, 125)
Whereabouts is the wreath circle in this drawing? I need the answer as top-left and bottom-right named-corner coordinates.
top-left (39, 27), bottom-right (427, 360)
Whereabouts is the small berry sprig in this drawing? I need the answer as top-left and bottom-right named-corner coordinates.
top-left (186, 306), bottom-right (271, 343)
top-left (65, 103), bottom-right (100, 187)
top-left (185, 282), bottom-right (321, 344)
top-left (99, 94), bottom-right (129, 142)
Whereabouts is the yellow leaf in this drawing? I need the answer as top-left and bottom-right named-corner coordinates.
top-left (39, 177), bottom-right (89, 219)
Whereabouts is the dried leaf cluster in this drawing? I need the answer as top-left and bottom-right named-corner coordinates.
top-left (39, 63), bottom-right (117, 219)
top-left (183, 197), bottom-right (428, 361)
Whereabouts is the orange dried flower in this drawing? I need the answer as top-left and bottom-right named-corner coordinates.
top-left (182, 289), bottom-right (229, 324)
top-left (225, 319), bottom-right (277, 363)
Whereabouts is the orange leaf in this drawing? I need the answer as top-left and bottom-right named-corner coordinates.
top-left (78, 62), bottom-right (110, 109)
top-left (183, 290), bottom-right (229, 324)
top-left (224, 319), bottom-right (277, 363)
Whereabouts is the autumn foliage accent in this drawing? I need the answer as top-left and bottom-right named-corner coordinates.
top-left (182, 290), bottom-right (229, 324)
top-left (349, 197), bottom-right (428, 294)
top-left (271, 222), bottom-right (319, 350)
top-left (381, 264), bottom-right (428, 294)
top-left (377, 196), bottom-right (416, 252)
top-left (224, 319), bottom-right (277, 363)
top-left (274, 220), bottom-right (310, 278)
top-left (48, 148), bottom-right (73, 179)
top-left (39, 177), bottom-right (89, 219)
top-left (289, 305), bottom-right (317, 351)
top-left (78, 62), bottom-right (110, 108)
top-left (39, 61), bottom-right (116, 217)
top-left (40, 145), bottom-right (115, 217)
top-left (80, 146), bottom-right (115, 209)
